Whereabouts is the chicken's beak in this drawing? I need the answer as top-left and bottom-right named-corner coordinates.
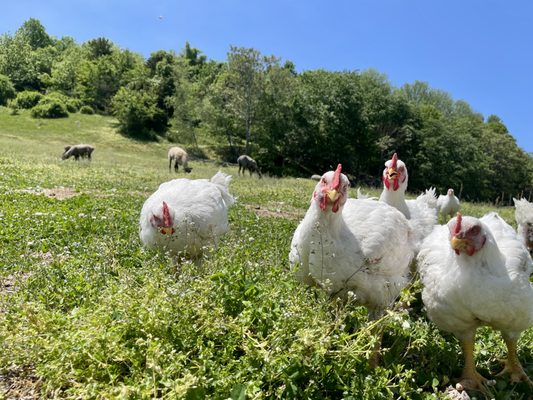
top-left (451, 236), bottom-right (469, 253)
top-left (327, 189), bottom-right (339, 203)
top-left (387, 167), bottom-right (398, 179)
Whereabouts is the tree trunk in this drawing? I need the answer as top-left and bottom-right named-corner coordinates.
top-left (226, 131), bottom-right (236, 157)
top-left (245, 124), bottom-right (251, 154)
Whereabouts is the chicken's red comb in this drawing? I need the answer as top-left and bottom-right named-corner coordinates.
top-left (454, 212), bottom-right (462, 235)
top-left (162, 201), bottom-right (172, 226)
top-left (331, 164), bottom-right (342, 189)
top-left (391, 153), bottom-right (398, 169)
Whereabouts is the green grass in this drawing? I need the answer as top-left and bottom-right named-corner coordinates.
top-left (0, 108), bottom-right (531, 399)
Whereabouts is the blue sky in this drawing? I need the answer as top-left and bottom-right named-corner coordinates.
top-left (3, 0), bottom-right (532, 152)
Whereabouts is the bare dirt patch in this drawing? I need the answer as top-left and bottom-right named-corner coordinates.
top-left (244, 204), bottom-right (302, 220)
top-left (0, 366), bottom-right (42, 400)
top-left (1, 272), bottom-right (32, 295)
top-left (19, 187), bottom-right (79, 200)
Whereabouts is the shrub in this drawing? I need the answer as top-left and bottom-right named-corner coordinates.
top-left (14, 90), bottom-right (43, 109)
top-left (43, 92), bottom-right (81, 112)
top-left (112, 87), bottom-right (167, 140)
top-left (7, 99), bottom-right (19, 115)
top-left (31, 95), bottom-right (69, 118)
top-left (79, 105), bottom-right (95, 115)
top-left (0, 74), bottom-right (16, 106)
top-left (66, 98), bottom-right (83, 113)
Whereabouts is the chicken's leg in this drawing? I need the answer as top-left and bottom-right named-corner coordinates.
top-left (367, 309), bottom-right (383, 369)
top-left (497, 335), bottom-right (533, 386)
top-left (457, 338), bottom-right (490, 393)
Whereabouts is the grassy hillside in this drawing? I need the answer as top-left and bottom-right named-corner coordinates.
top-left (0, 108), bottom-right (530, 399)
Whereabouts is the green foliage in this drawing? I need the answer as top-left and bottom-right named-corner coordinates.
top-left (15, 18), bottom-right (53, 50)
top-left (75, 58), bottom-right (119, 113)
top-left (30, 94), bottom-right (69, 118)
top-left (14, 90), bottom-right (43, 109)
top-left (112, 86), bottom-right (166, 140)
top-left (47, 46), bottom-right (84, 95)
top-left (0, 114), bottom-right (532, 399)
top-left (36, 92), bottom-right (83, 113)
top-left (0, 19), bottom-right (532, 201)
top-left (79, 105), bottom-right (94, 114)
top-left (223, 46), bottom-right (272, 153)
top-left (0, 73), bottom-right (15, 105)
top-left (0, 33), bottom-right (39, 90)
top-left (84, 37), bottom-right (114, 60)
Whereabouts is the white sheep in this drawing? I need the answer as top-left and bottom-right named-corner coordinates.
top-left (237, 155), bottom-right (262, 178)
top-left (168, 146), bottom-right (192, 173)
top-left (62, 144), bottom-right (94, 161)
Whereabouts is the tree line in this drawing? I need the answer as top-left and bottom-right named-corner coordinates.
top-left (1, 18), bottom-right (532, 202)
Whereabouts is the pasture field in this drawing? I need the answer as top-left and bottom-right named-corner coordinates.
top-left (0, 107), bottom-right (530, 399)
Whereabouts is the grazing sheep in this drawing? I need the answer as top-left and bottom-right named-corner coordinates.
top-left (168, 146), bottom-right (192, 173)
top-left (62, 144), bottom-right (94, 161)
top-left (237, 155), bottom-right (262, 178)
top-left (311, 174), bottom-right (321, 181)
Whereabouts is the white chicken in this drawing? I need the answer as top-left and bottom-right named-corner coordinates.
top-left (379, 153), bottom-right (437, 252)
top-left (289, 164), bottom-right (414, 365)
top-left (139, 171), bottom-right (235, 260)
top-left (437, 188), bottom-right (461, 222)
top-left (417, 212), bottom-right (533, 393)
top-left (513, 197), bottom-right (533, 256)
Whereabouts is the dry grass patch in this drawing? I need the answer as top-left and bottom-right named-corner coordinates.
top-left (18, 187), bottom-right (79, 200)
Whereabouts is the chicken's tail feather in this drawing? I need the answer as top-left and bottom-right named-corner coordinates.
top-left (211, 171), bottom-right (235, 206)
top-left (417, 187), bottom-right (438, 209)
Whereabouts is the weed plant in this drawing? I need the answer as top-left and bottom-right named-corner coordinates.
top-left (0, 108), bottom-right (531, 399)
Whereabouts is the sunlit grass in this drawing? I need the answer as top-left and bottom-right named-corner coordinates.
top-left (0, 108), bottom-right (531, 399)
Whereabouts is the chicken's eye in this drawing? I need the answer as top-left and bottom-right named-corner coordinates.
top-left (467, 226), bottom-right (481, 236)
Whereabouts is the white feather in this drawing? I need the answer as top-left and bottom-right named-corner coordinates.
top-left (417, 212), bottom-right (533, 340)
top-left (290, 170), bottom-right (414, 314)
top-left (437, 189), bottom-right (461, 221)
top-left (513, 197), bottom-right (533, 255)
top-left (139, 172), bottom-right (234, 259)
top-left (379, 161), bottom-right (438, 253)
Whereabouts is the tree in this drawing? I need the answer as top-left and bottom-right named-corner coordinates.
top-left (253, 61), bottom-right (298, 175)
top-left (48, 47), bottom-right (84, 95)
top-left (15, 18), bottom-right (53, 50)
top-left (75, 47), bottom-right (137, 113)
top-left (172, 44), bottom-right (219, 147)
top-left (224, 46), bottom-right (270, 153)
top-left (400, 81), bottom-right (454, 116)
top-left (112, 86), bottom-right (166, 140)
top-left (146, 50), bottom-right (177, 121)
top-left (85, 37), bottom-right (113, 60)
top-left (356, 70), bottom-right (418, 180)
top-left (0, 74), bottom-right (15, 105)
top-left (0, 34), bottom-right (38, 90)
top-left (481, 116), bottom-right (533, 203)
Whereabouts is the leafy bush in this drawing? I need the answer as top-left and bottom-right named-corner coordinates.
top-left (14, 90), bottom-right (43, 109)
top-left (66, 97), bottom-right (83, 113)
top-left (42, 92), bottom-right (82, 113)
top-left (7, 99), bottom-right (19, 115)
top-left (112, 87), bottom-right (168, 140)
top-left (79, 105), bottom-right (94, 114)
top-left (31, 95), bottom-right (69, 118)
top-left (0, 74), bottom-right (16, 106)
